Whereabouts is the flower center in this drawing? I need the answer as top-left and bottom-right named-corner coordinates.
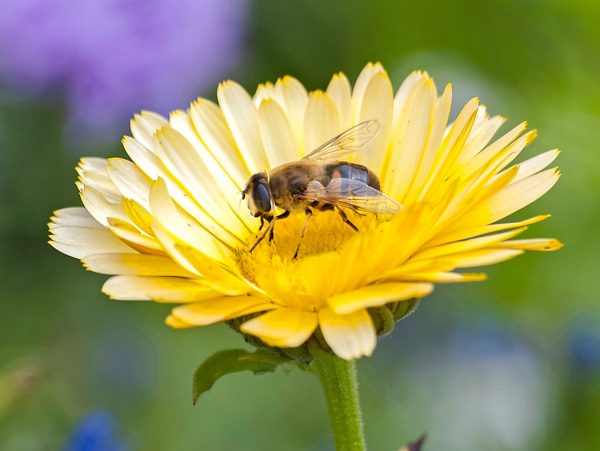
top-left (235, 210), bottom-right (380, 286)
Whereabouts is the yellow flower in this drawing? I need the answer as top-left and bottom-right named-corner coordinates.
top-left (49, 63), bottom-right (562, 360)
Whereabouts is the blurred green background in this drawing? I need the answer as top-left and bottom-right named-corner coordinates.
top-left (1, 0), bottom-right (599, 449)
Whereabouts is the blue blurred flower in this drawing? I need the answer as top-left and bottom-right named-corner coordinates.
top-left (567, 325), bottom-right (600, 378)
top-left (65, 410), bottom-right (127, 451)
top-left (0, 0), bottom-right (247, 141)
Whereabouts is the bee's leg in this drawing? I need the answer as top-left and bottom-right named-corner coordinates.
top-left (293, 209), bottom-right (313, 259)
top-left (258, 215), bottom-right (273, 231)
top-left (249, 211), bottom-right (289, 253)
top-left (269, 219), bottom-right (275, 242)
top-left (337, 208), bottom-right (359, 232)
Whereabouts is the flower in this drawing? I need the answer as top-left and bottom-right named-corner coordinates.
top-left (0, 0), bottom-right (247, 139)
top-left (49, 63), bottom-right (562, 360)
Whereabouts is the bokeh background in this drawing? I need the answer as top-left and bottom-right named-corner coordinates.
top-left (1, 0), bottom-right (598, 449)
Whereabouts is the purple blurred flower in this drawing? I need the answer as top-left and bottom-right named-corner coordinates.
top-left (0, 0), bottom-right (247, 141)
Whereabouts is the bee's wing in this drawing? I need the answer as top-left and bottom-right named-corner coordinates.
top-left (301, 120), bottom-right (380, 163)
top-left (299, 178), bottom-right (402, 214)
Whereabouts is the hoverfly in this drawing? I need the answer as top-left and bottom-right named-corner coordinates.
top-left (241, 120), bottom-right (402, 258)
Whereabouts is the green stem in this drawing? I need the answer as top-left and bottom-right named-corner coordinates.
top-left (312, 354), bottom-right (366, 451)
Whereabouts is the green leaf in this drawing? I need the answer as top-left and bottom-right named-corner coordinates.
top-left (192, 349), bottom-right (291, 404)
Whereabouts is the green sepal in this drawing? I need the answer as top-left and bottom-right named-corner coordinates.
top-left (192, 348), bottom-right (291, 405)
top-left (368, 304), bottom-right (396, 336)
top-left (368, 298), bottom-right (421, 337)
top-left (391, 298), bottom-right (420, 322)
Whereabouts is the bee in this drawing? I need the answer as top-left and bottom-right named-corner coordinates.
top-left (241, 120), bottom-right (402, 258)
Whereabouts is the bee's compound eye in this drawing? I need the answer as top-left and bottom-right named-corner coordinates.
top-left (253, 183), bottom-right (272, 213)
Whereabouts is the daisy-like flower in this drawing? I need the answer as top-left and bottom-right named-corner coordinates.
top-left (49, 63), bottom-right (561, 360)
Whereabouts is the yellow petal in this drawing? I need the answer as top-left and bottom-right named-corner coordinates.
top-left (107, 218), bottom-right (164, 255)
top-left (172, 296), bottom-right (276, 325)
top-left (456, 107), bottom-right (506, 166)
top-left (451, 248), bottom-right (524, 268)
top-left (328, 282), bottom-right (434, 315)
top-left (149, 178), bottom-right (238, 260)
top-left (427, 214), bottom-right (551, 248)
top-left (318, 308), bottom-right (376, 360)
top-left (495, 238), bottom-right (564, 251)
top-left (240, 308), bottom-right (318, 348)
top-left (165, 314), bottom-right (195, 329)
top-left (413, 228), bottom-right (526, 262)
top-left (121, 198), bottom-right (154, 236)
top-left (396, 272), bottom-right (487, 283)
top-left (485, 167), bottom-right (561, 223)
top-left (103, 275), bottom-right (221, 303)
top-left (174, 243), bottom-right (257, 296)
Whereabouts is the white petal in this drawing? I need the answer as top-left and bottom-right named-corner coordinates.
top-left (355, 71), bottom-right (394, 178)
top-left (49, 207), bottom-right (101, 228)
top-left (129, 111), bottom-right (168, 150)
top-left (189, 98), bottom-right (250, 186)
top-left (510, 149), bottom-right (560, 184)
top-left (318, 308), bottom-right (376, 360)
top-left (274, 76), bottom-right (308, 153)
top-left (50, 224), bottom-right (135, 259)
top-left (303, 91), bottom-right (341, 155)
top-left (153, 127), bottom-right (248, 240)
top-left (80, 185), bottom-right (129, 227)
top-left (385, 78), bottom-right (436, 201)
top-left (351, 63), bottom-right (385, 122)
top-left (169, 110), bottom-right (256, 230)
top-left (326, 72), bottom-right (352, 129)
top-left (393, 71), bottom-right (429, 123)
top-left (405, 83), bottom-right (453, 205)
top-left (217, 80), bottom-right (269, 173)
top-left (83, 253), bottom-right (195, 277)
top-left (258, 99), bottom-right (298, 168)
top-left (106, 158), bottom-right (152, 210)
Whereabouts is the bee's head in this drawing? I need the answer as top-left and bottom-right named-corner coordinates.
top-left (242, 172), bottom-right (273, 217)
